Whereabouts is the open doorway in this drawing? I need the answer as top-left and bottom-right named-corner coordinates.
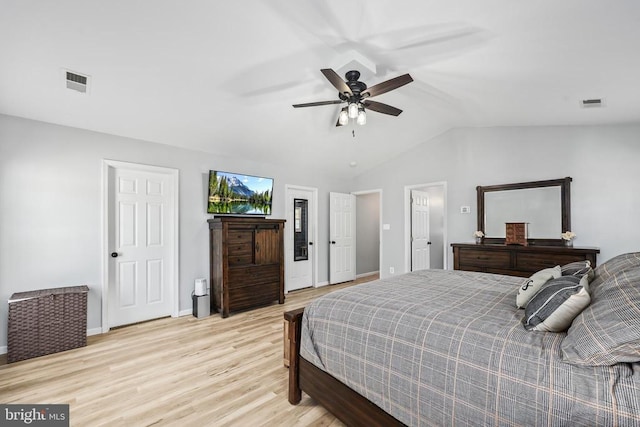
top-left (404, 182), bottom-right (447, 272)
top-left (354, 190), bottom-right (382, 279)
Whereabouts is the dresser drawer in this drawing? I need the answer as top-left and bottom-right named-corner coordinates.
top-left (452, 243), bottom-right (599, 278)
top-left (515, 252), bottom-right (590, 273)
top-left (459, 249), bottom-right (511, 269)
top-left (227, 242), bottom-right (253, 266)
top-left (228, 264), bottom-right (280, 288)
top-left (229, 282), bottom-right (280, 310)
top-left (228, 265), bottom-right (280, 310)
top-left (227, 229), bottom-right (253, 243)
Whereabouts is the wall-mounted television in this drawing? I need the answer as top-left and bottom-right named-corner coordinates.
top-left (207, 170), bottom-right (273, 215)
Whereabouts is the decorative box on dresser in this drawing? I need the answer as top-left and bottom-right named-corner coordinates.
top-left (208, 217), bottom-right (285, 318)
top-left (451, 243), bottom-right (600, 277)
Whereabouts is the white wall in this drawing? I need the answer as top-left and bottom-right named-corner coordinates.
top-left (0, 114), bottom-right (349, 350)
top-left (353, 125), bottom-right (640, 278)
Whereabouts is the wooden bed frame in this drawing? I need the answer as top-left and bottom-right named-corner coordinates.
top-left (284, 308), bottom-right (404, 427)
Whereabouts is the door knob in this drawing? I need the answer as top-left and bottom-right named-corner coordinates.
top-left (111, 252), bottom-right (119, 258)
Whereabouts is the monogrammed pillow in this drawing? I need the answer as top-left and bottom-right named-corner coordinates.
top-left (516, 265), bottom-right (561, 309)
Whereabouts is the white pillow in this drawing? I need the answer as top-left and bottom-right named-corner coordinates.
top-left (516, 265), bottom-right (561, 309)
top-left (523, 275), bottom-right (591, 332)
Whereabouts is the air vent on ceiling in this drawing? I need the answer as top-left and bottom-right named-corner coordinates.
top-left (65, 70), bottom-right (89, 93)
top-left (580, 98), bottom-right (604, 108)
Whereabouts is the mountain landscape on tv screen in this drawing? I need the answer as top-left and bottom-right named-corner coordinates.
top-left (208, 171), bottom-right (272, 215)
top-left (225, 175), bottom-right (254, 197)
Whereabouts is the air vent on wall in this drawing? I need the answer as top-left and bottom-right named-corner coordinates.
top-left (65, 70), bottom-right (89, 93)
top-left (580, 98), bottom-right (604, 108)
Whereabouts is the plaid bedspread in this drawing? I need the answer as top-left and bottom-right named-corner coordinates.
top-left (300, 269), bottom-right (640, 426)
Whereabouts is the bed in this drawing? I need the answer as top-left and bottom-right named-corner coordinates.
top-left (285, 252), bottom-right (640, 426)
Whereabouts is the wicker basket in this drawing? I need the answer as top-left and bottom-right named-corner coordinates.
top-left (8, 285), bottom-right (89, 363)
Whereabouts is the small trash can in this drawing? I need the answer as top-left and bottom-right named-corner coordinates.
top-left (192, 293), bottom-right (210, 319)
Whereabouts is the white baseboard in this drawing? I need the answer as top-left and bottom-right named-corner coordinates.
top-left (0, 345), bottom-right (6, 355)
top-left (314, 272), bottom-right (378, 289)
top-left (356, 271), bottom-right (379, 279)
top-left (179, 308), bottom-right (193, 317)
top-left (87, 327), bottom-right (103, 337)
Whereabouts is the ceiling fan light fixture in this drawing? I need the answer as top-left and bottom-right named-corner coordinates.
top-left (338, 109), bottom-right (349, 125)
top-left (357, 109), bottom-right (366, 125)
top-left (348, 102), bottom-right (359, 119)
top-left (293, 69), bottom-right (413, 129)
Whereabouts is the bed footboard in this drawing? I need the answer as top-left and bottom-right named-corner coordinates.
top-left (284, 307), bottom-right (304, 404)
top-left (283, 307), bottom-right (404, 426)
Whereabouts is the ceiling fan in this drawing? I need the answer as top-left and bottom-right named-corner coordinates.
top-left (292, 69), bottom-right (413, 126)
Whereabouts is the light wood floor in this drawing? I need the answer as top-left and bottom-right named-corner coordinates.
top-left (0, 275), bottom-right (378, 426)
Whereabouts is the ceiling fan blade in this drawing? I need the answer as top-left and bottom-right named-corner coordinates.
top-left (362, 74), bottom-right (413, 98)
top-left (363, 100), bottom-right (403, 116)
top-left (293, 100), bottom-right (343, 108)
top-left (321, 69), bottom-right (352, 96)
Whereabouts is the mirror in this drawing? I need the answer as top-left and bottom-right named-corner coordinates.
top-left (293, 198), bottom-right (309, 260)
top-left (477, 177), bottom-right (571, 245)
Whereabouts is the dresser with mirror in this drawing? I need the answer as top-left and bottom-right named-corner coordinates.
top-left (452, 177), bottom-right (599, 277)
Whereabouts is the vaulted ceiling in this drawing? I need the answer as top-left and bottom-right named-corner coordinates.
top-left (1, 1), bottom-right (639, 177)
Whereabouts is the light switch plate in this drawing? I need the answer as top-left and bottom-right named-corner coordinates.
top-left (460, 206), bottom-right (471, 214)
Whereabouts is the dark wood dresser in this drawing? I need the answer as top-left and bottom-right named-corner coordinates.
top-left (451, 243), bottom-right (599, 277)
top-left (209, 217), bottom-right (285, 317)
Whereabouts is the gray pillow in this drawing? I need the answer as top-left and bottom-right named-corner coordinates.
top-left (562, 266), bottom-right (640, 366)
top-left (523, 275), bottom-right (590, 332)
top-left (561, 260), bottom-right (594, 281)
top-left (590, 252), bottom-right (640, 290)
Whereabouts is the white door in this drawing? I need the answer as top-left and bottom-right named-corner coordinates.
top-left (286, 187), bottom-right (315, 292)
top-left (329, 192), bottom-right (356, 284)
top-left (411, 190), bottom-right (430, 271)
top-left (106, 163), bottom-right (176, 328)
